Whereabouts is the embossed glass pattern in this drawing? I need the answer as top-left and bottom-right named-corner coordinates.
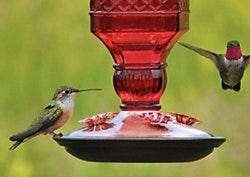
top-left (90, 0), bottom-right (189, 110)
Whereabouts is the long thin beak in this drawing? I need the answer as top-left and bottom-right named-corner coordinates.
top-left (77, 88), bottom-right (102, 92)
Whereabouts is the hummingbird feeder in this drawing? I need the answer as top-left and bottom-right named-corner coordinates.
top-left (54, 0), bottom-right (225, 162)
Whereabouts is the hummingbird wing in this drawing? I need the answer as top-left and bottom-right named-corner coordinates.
top-left (9, 101), bottom-right (62, 150)
top-left (243, 55), bottom-right (250, 67)
top-left (178, 42), bottom-right (220, 68)
top-left (28, 101), bottom-right (62, 132)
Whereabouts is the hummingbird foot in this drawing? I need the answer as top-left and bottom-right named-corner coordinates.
top-left (222, 81), bottom-right (241, 91)
top-left (221, 81), bottom-right (230, 90)
top-left (50, 132), bottom-right (63, 138)
top-left (232, 82), bottom-right (241, 92)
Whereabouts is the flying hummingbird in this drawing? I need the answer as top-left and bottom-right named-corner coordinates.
top-left (178, 40), bottom-right (250, 91)
top-left (9, 86), bottom-right (101, 150)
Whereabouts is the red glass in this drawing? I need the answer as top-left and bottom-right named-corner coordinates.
top-left (90, 0), bottom-right (189, 110)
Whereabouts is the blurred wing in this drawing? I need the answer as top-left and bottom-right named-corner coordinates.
top-left (178, 42), bottom-right (219, 67)
top-left (244, 55), bottom-right (250, 67)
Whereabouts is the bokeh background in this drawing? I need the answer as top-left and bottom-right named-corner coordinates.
top-left (1, 0), bottom-right (250, 177)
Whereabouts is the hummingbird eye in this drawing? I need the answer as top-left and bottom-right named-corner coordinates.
top-left (64, 90), bottom-right (70, 94)
top-left (227, 43), bottom-right (236, 48)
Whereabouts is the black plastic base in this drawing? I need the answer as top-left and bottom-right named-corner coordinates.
top-left (54, 136), bottom-right (226, 162)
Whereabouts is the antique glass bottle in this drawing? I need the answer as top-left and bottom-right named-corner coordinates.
top-left (90, 0), bottom-right (189, 110)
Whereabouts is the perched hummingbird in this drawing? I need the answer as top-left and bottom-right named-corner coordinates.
top-left (178, 40), bottom-right (250, 91)
top-left (9, 86), bottom-right (101, 150)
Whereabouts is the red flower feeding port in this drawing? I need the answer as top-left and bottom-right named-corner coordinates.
top-left (54, 0), bottom-right (225, 162)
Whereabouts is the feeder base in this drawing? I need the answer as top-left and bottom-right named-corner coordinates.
top-left (53, 111), bottom-right (225, 162)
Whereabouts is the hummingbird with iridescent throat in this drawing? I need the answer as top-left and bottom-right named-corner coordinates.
top-left (178, 40), bottom-right (250, 91)
top-left (9, 86), bottom-right (101, 150)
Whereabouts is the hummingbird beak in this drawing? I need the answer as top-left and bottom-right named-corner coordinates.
top-left (76, 88), bottom-right (102, 93)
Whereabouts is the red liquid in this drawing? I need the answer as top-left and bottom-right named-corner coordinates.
top-left (90, 0), bottom-right (189, 110)
top-left (91, 13), bottom-right (188, 64)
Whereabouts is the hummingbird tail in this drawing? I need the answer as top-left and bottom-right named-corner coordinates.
top-left (9, 140), bottom-right (23, 150)
top-left (9, 132), bottom-right (29, 141)
top-left (9, 128), bottom-right (40, 150)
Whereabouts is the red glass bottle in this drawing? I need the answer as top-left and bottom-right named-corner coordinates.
top-left (90, 0), bottom-right (189, 110)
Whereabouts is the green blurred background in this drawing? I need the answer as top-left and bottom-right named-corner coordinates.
top-left (1, 0), bottom-right (249, 176)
